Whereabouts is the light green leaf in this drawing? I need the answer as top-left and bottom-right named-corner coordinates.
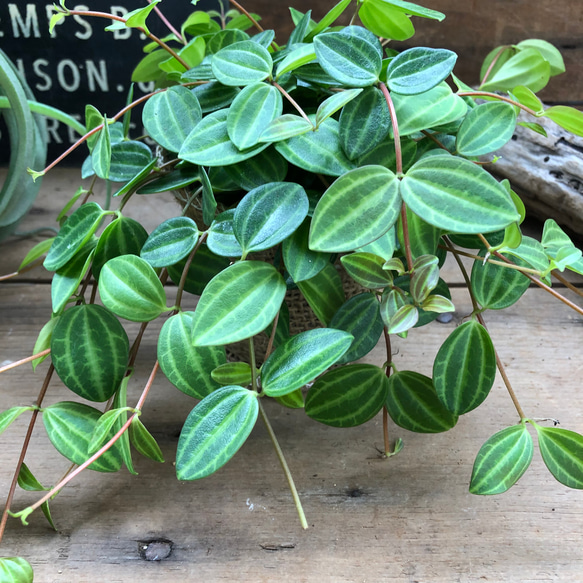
top-left (206, 209), bottom-right (243, 258)
top-left (227, 82), bottom-right (283, 149)
top-left (0, 406), bottom-right (35, 436)
top-left (143, 86), bottom-right (202, 153)
top-left (373, 0), bottom-right (445, 21)
top-left (433, 320), bottom-right (496, 415)
top-left (400, 156), bottom-right (520, 233)
top-left (516, 39), bottom-right (565, 76)
top-left (191, 261), bottom-right (286, 346)
top-left (387, 47), bottom-right (457, 95)
top-left (358, 0), bottom-right (415, 41)
top-left (470, 424), bottom-right (533, 494)
top-left (158, 311), bottom-right (225, 399)
top-left (234, 182), bottom-right (309, 255)
top-left (0, 557), bottom-right (34, 583)
top-left (140, 217), bottom-right (199, 268)
top-left (456, 102), bottom-right (517, 157)
top-left (211, 362), bottom-right (253, 386)
top-left (259, 114), bottom-right (314, 143)
top-left (18, 237), bottom-right (55, 271)
top-left (262, 328), bottom-right (353, 397)
top-left (511, 85), bottom-right (544, 114)
top-left (534, 425), bottom-right (583, 489)
top-left (92, 114), bottom-right (111, 180)
top-left (316, 89), bottom-right (363, 128)
top-left (43, 401), bottom-right (124, 472)
top-left (386, 370), bottom-right (458, 433)
top-left (50, 304), bottom-right (129, 402)
top-left (176, 386), bottom-right (258, 480)
top-left (211, 40), bottom-right (272, 86)
top-left (310, 165), bottom-right (400, 252)
top-left (276, 43), bottom-right (317, 78)
top-left (88, 407), bottom-right (134, 455)
top-left (99, 255), bottom-right (167, 322)
top-left (305, 364), bottom-right (389, 427)
top-left (104, 0), bottom-right (160, 35)
top-left (542, 106), bottom-right (583, 137)
top-left (305, 0), bottom-right (352, 41)
top-left (32, 317), bottom-right (58, 371)
top-left (314, 26), bottom-right (382, 87)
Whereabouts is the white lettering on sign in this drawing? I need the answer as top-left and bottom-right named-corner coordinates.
top-left (73, 5), bottom-right (92, 40)
top-left (32, 59), bottom-right (52, 91)
top-left (8, 3), bottom-right (40, 38)
top-left (67, 113), bottom-right (83, 143)
top-left (110, 6), bottom-right (131, 40)
top-left (57, 59), bottom-right (81, 92)
top-left (86, 60), bottom-right (109, 92)
top-left (45, 116), bottom-right (63, 144)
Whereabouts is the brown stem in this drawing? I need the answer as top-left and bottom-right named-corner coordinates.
top-left (147, 0), bottom-right (185, 43)
top-left (273, 82), bottom-right (313, 126)
top-left (0, 349), bottom-right (51, 375)
top-left (382, 327), bottom-right (393, 455)
top-left (175, 232), bottom-right (208, 310)
top-left (552, 270), bottom-right (583, 298)
top-left (379, 82), bottom-right (402, 176)
top-left (264, 310), bottom-right (280, 362)
top-left (0, 365), bottom-right (54, 545)
top-left (229, 0), bottom-right (264, 34)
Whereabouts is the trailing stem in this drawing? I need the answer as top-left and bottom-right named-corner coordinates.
top-left (457, 91), bottom-right (537, 117)
top-left (273, 82), bottom-right (313, 126)
top-left (0, 349), bottom-right (51, 374)
top-left (258, 400), bottom-right (308, 529)
top-left (175, 232), bottom-right (208, 310)
top-left (382, 327), bottom-right (392, 456)
top-left (147, 0), bottom-right (185, 44)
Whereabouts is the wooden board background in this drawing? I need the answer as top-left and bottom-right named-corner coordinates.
top-left (1, 171), bottom-right (583, 581)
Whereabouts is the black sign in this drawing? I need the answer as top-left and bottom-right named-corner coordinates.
top-left (0, 1), bottom-right (219, 165)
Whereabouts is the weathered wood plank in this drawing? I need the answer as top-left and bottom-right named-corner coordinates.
top-left (1, 282), bottom-right (582, 582)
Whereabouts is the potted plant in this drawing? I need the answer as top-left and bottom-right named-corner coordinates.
top-left (1, 0), bottom-right (583, 578)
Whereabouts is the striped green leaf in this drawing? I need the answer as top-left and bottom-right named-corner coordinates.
top-left (358, 226), bottom-right (397, 260)
top-left (387, 303), bottom-right (419, 334)
top-left (88, 407), bottom-right (134, 454)
top-left (0, 406), bottom-right (35, 436)
top-left (234, 182), bottom-right (309, 255)
top-left (211, 362), bottom-right (253, 386)
top-left (200, 166), bottom-right (217, 227)
top-left (275, 117), bottom-right (355, 176)
top-left (31, 317), bottom-right (57, 372)
top-left (282, 218), bottom-right (330, 283)
top-left (275, 388), bottom-right (305, 409)
top-left (0, 557), bottom-right (34, 583)
top-left (51, 304), bottom-right (129, 402)
top-left (297, 262), bottom-right (345, 326)
top-left (504, 236), bottom-right (550, 275)
top-left (410, 254), bottom-right (439, 303)
top-left (99, 255), bottom-right (167, 322)
top-left (167, 244), bottom-right (231, 295)
top-left (112, 376), bottom-right (136, 475)
top-left (433, 320), bottom-right (496, 415)
top-left (329, 293), bottom-right (384, 364)
top-left (224, 147), bottom-right (288, 191)
top-left (313, 26), bottom-right (382, 87)
top-left (422, 294), bottom-right (455, 313)
top-left (211, 40), bottom-right (272, 86)
top-left (108, 141), bottom-right (153, 183)
top-left (262, 328), bottom-right (353, 397)
top-left (207, 209), bottom-right (243, 258)
top-left (129, 417), bottom-right (165, 463)
top-left (137, 166), bottom-right (199, 195)
top-left (91, 115), bottom-right (111, 179)
top-left (158, 311), bottom-right (225, 399)
top-left (179, 109), bottom-right (269, 166)
top-left (400, 156), bottom-right (520, 233)
top-left (456, 102), bottom-right (517, 157)
top-left (191, 261), bottom-right (286, 346)
top-left (43, 401), bottom-right (124, 472)
top-left (227, 83), bottom-right (283, 150)
top-left (470, 424), bottom-right (533, 494)
top-left (471, 250), bottom-right (530, 310)
top-left (142, 86), bottom-right (202, 153)
top-left (92, 216), bottom-right (148, 280)
top-left (305, 364), bottom-right (388, 427)
top-left (315, 88), bottom-right (362, 128)
top-left (206, 29), bottom-right (249, 54)
top-left (276, 43), bottom-right (317, 78)
top-left (176, 386), bottom-right (258, 480)
top-left (391, 83), bottom-right (467, 136)
top-left (387, 370), bottom-right (458, 433)
top-left (112, 158), bottom-right (157, 199)
top-left (340, 252), bottom-right (393, 289)
top-left (310, 165), bottom-right (400, 252)
top-left (387, 47), bottom-right (457, 95)
top-left (191, 81), bottom-right (240, 113)
top-left (44, 202), bottom-right (105, 272)
top-left (534, 426), bottom-right (583, 489)
top-left (140, 217), bottom-right (199, 268)
top-left (339, 86), bottom-right (391, 160)
top-left (259, 114), bottom-right (314, 143)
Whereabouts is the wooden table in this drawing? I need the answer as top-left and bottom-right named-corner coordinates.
top-left (1, 170), bottom-right (583, 582)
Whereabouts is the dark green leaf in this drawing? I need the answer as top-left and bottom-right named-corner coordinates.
top-left (51, 304), bottom-right (129, 402)
top-left (310, 165), bottom-right (400, 252)
top-left (137, 166), bottom-right (199, 195)
top-left (112, 159), bottom-right (158, 199)
top-left (387, 47), bottom-right (457, 95)
top-left (305, 364), bottom-right (389, 427)
top-left (191, 82), bottom-right (241, 113)
top-left (470, 424), bottom-right (533, 494)
top-left (99, 255), bottom-right (167, 322)
top-left (433, 320), bottom-right (496, 415)
top-left (397, 206), bottom-right (442, 258)
top-left (387, 370), bottom-right (458, 433)
top-left (43, 401), bottom-right (124, 472)
top-left (297, 262), bottom-right (345, 325)
top-left (535, 425), bottom-right (583, 489)
top-left (142, 86), bottom-right (202, 153)
top-left (262, 328), bottom-right (353, 397)
top-left (191, 261), bottom-right (286, 346)
top-left (176, 386), bottom-right (258, 480)
top-left (211, 40), bottom-right (272, 86)
top-left (158, 311), bottom-right (225, 399)
top-left (340, 252), bottom-right (393, 288)
top-left (140, 217), bottom-right (199, 268)
top-left (206, 29), bottom-right (249, 54)
top-left (224, 147), bottom-right (288, 191)
top-left (17, 463), bottom-right (49, 492)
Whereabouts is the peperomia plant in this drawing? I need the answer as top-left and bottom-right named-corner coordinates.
top-left (2, 0), bottom-right (583, 578)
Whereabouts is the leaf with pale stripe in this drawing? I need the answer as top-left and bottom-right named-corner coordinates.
top-left (0, 406), bottom-right (35, 436)
top-left (191, 261), bottom-right (286, 346)
top-left (340, 252), bottom-right (393, 289)
top-left (224, 147), bottom-right (288, 191)
top-left (276, 43), bottom-right (317, 78)
top-left (51, 304), bottom-right (129, 402)
top-left (211, 362), bottom-right (253, 386)
top-left (400, 156), bottom-right (520, 233)
top-left (297, 263), bottom-right (345, 325)
top-left (259, 114), bottom-right (313, 143)
top-left (534, 425), bottom-right (583, 489)
top-left (158, 311), bottom-right (225, 399)
top-left (315, 88), bottom-right (362, 128)
top-left (211, 40), bottom-right (272, 86)
top-left (282, 218), bottom-right (330, 283)
top-left (129, 417), bottom-right (165, 463)
top-left (310, 165), bottom-right (400, 252)
top-left (433, 320), bottom-right (496, 415)
top-left (387, 370), bottom-right (458, 433)
top-left (470, 424), bottom-right (533, 494)
top-left (262, 328), bottom-right (353, 397)
top-left (305, 364), bottom-right (388, 427)
top-left (140, 217), bottom-right (199, 268)
top-left (176, 386), bottom-right (258, 480)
